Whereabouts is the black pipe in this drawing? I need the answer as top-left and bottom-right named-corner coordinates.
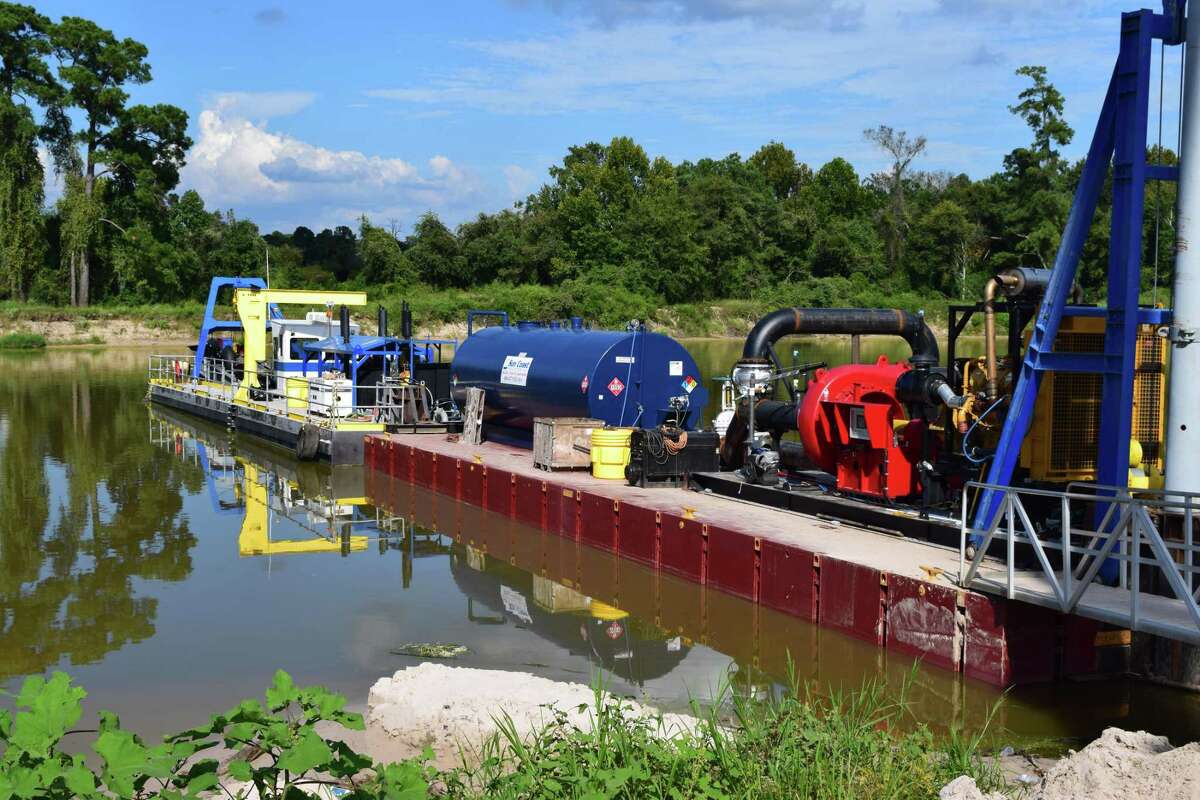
top-left (339, 305), bottom-right (351, 343)
top-left (378, 305), bottom-right (388, 337)
top-left (401, 301), bottom-right (413, 339)
top-left (742, 308), bottom-right (939, 367)
top-left (720, 399), bottom-right (798, 467)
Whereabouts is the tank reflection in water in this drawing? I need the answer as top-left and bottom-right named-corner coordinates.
top-left (3, 347), bottom-right (1200, 754)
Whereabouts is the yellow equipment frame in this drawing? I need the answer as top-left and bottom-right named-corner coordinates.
top-left (232, 288), bottom-right (368, 404)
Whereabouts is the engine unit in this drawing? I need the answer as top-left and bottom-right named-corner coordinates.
top-left (1020, 316), bottom-right (1166, 482)
top-left (795, 356), bottom-right (931, 501)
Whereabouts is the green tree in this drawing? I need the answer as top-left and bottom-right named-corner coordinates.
top-left (407, 211), bottom-right (465, 288)
top-left (906, 199), bottom-right (983, 296)
top-left (0, 3), bottom-right (58, 300)
top-left (358, 215), bottom-right (414, 285)
top-left (864, 125), bottom-right (926, 275)
top-left (748, 141), bottom-right (809, 201)
top-left (51, 16), bottom-right (190, 305)
top-left (1009, 65), bottom-right (1074, 168)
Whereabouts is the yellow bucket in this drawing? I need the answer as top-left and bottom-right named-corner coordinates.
top-left (591, 427), bottom-right (633, 480)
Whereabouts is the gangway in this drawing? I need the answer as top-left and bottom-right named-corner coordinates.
top-left (961, 481), bottom-right (1200, 644)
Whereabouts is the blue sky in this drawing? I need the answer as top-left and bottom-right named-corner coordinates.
top-left (36, 0), bottom-right (1185, 234)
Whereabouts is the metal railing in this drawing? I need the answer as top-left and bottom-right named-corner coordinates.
top-left (959, 480), bottom-right (1200, 640)
top-left (147, 353), bottom-right (454, 428)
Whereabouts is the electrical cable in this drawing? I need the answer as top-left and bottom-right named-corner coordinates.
top-left (641, 427), bottom-right (687, 465)
top-left (962, 396), bottom-right (1007, 465)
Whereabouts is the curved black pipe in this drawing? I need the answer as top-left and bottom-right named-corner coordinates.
top-left (720, 399), bottom-right (798, 468)
top-left (742, 308), bottom-right (939, 367)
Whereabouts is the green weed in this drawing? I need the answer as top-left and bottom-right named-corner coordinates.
top-left (0, 332), bottom-right (47, 349)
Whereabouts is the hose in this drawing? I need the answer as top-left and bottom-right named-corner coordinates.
top-left (962, 396), bottom-right (1006, 464)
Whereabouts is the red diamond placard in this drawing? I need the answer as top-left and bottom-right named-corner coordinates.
top-left (607, 377), bottom-right (625, 396)
top-left (580, 375), bottom-right (589, 393)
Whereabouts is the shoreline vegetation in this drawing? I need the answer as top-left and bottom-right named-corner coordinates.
top-left (0, 284), bottom-right (986, 347)
top-left (0, 666), bottom-right (1010, 800)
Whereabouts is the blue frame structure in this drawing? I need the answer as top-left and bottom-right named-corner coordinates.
top-left (975, 6), bottom-right (1184, 532)
top-left (191, 277), bottom-right (282, 379)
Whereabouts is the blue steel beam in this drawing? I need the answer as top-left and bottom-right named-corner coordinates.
top-left (973, 65), bottom-right (1120, 530)
top-left (973, 10), bottom-right (1176, 560)
top-left (1098, 12), bottom-right (1155, 493)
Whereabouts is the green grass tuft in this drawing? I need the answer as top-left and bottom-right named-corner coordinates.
top-left (439, 666), bottom-right (1009, 799)
top-left (0, 332), bottom-right (47, 349)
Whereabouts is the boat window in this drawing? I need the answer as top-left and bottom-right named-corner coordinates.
top-left (290, 335), bottom-right (318, 360)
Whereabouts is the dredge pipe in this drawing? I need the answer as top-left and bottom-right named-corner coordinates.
top-left (742, 308), bottom-right (939, 367)
top-left (982, 268), bottom-right (1047, 400)
top-left (982, 278), bottom-right (1001, 401)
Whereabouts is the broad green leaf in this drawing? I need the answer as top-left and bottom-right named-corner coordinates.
top-left (98, 710), bottom-right (121, 733)
top-left (275, 728), bottom-right (331, 775)
top-left (94, 729), bottom-right (155, 796)
top-left (184, 770), bottom-right (221, 793)
top-left (378, 761), bottom-right (429, 800)
top-left (326, 740), bottom-right (372, 778)
top-left (9, 672), bottom-right (85, 757)
top-left (226, 759), bottom-right (253, 782)
top-left (266, 670), bottom-right (298, 710)
top-left (2, 764), bottom-right (41, 800)
top-left (64, 761), bottom-right (97, 795)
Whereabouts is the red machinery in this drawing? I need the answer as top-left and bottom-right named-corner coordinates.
top-left (796, 356), bottom-right (931, 500)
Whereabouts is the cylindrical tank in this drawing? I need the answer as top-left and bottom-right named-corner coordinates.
top-left (451, 324), bottom-right (707, 435)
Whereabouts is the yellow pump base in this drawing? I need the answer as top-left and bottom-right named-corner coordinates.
top-left (591, 428), bottom-right (633, 480)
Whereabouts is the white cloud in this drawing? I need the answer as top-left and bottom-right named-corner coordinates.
top-left (180, 100), bottom-right (484, 231)
top-left (524, 0), bottom-right (865, 29)
top-left (367, 2), bottom-right (1128, 176)
top-left (207, 90), bottom-right (317, 121)
top-left (503, 164), bottom-right (535, 197)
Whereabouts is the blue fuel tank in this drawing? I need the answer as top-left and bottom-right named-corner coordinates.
top-left (451, 322), bottom-right (707, 435)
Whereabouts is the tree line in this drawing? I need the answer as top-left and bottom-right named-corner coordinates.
top-left (0, 3), bottom-right (1178, 313)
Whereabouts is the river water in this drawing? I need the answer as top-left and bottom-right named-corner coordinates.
top-left (3, 342), bottom-right (1200, 753)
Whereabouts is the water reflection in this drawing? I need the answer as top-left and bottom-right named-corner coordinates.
top-left (450, 545), bottom-right (691, 686)
top-left (0, 352), bottom-right (196, 678)
top-left (3, 345), bottom-right (1200, 752)
top-left (149, 413), bottom-right (394, 558)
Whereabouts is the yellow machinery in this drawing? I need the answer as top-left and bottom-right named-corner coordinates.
top-left (237, 461), bottom-right (369, 556)
top-left (1020, 316), bottom-right (1167, 483)
top-left (232, 288), bottom-right (367, 404)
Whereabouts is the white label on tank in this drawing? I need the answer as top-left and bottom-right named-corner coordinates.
top-left (615, 355), bottom-right (636, 364)
top-left (669, 360), bottom-right (683, 376)
top-left (500, 353), bottom-right (533, 386)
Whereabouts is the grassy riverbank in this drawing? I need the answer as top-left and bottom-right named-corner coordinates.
top-left (0, 280), bottom-right (968, 344)
top-left (0, 668), bottom-right (1006, 800)
top-left (442, 676), bottom-right (1005, 799)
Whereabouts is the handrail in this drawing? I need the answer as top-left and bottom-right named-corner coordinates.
top-left (959, 480), bottom-right (1200, 642)
top-left (147, 354), bottom-right (451, 428)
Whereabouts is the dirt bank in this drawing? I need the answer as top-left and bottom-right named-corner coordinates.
top-left (1, 316), bottom-right (193, 346)
top-left (942, 727), bottom-right (1200, 800)
top-left (363, 663), bottom-right (697, 769)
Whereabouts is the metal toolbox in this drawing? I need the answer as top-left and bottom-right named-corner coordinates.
top-left (533, 417), bottom-right (603, 470)
top-left (625, 429), bottom-right (721, 487)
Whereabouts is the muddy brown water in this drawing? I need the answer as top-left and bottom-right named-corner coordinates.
top-left (2, 342), bottom-right (1200, 755)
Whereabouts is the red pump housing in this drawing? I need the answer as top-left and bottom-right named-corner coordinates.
top-left (795, 355), bottom-right (929, 500)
